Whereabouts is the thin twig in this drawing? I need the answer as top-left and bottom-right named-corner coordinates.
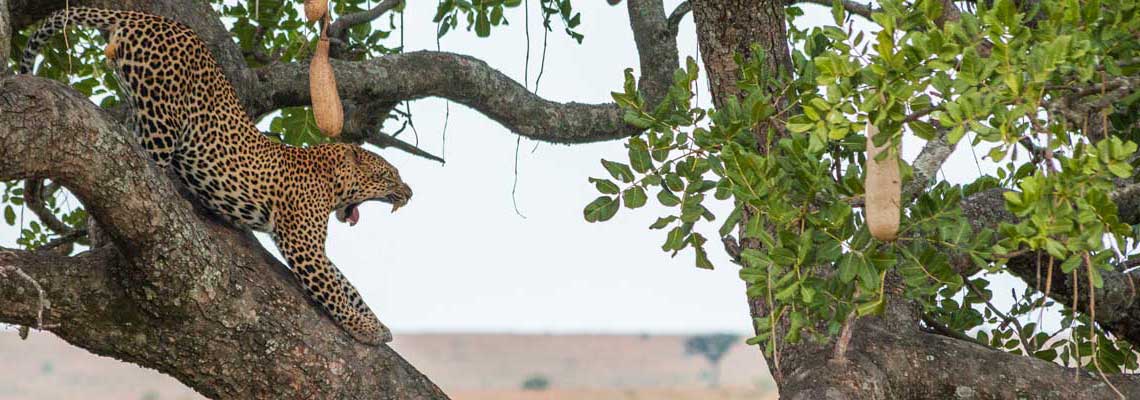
top-left (792, 0), bottom-right (878, 20)
top-left (963, 275), bottom-right (1033, 353)
top-left (327, 0), bottom-right (403, 40)
top-left (832, 311), bottom-right (856, 363)
top-left (363, 131), bottom-right (444, 163)
top-left (24, 179), bottom-right (75, 236)
top-left (666, 1), bottom-right (691, 35)
top-left (921, 314), bottom-right (980, 344)
top-left (39, 229), bottom-right (88, 251)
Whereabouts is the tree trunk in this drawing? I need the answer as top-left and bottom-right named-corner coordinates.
top-left (692, 0), bottom-right (791, 148)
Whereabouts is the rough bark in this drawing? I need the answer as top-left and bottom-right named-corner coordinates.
top-left (780, 321), bottom-right (1140, 399)
top-left (0, 76), bottom-right (448, 399)
top-left (0, 0), bottom-right (10, 75)
top-left (692, 0), bottom-right (792, 149)
top-left (691, 0), bottom-right (792, 108)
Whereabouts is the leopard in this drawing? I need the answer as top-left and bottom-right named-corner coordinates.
top-left (20, 7), bottom-right (412, 345)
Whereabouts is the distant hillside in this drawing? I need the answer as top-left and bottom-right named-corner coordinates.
top-left (0, 331), bottom-right (774, 400)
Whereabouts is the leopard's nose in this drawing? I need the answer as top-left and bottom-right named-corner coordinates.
top-left (400, 183), bottom-right (413, 200)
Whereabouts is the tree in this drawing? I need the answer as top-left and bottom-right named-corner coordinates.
top-left (520, 374), bottom-right (550, 391)
top-left (5, 0), bottom-right (1140, 399)
top-left (583, 0), bottom-right (1140, 398)
top-left (683, 333), bottom-right (738, 387)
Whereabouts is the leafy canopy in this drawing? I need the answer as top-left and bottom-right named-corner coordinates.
top-left (586, 0), bottom-right (1140, 372)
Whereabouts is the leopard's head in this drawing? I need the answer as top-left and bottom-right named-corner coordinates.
top-left (332, 144), bottom-right (413, 226)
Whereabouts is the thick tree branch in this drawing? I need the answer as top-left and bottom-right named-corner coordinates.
top-left (904, 131), bottom-right (955, 199)
top-left (0, 246), bottom-right (120, 331)
top-left (626, 0), bottom-right (681, 107)
top-left (781, 320), bottom-right (1140, 399)
top-left (254, 0), bottom-right (680, 144)
top-left (256, 51), bottom-right (640, 143)
top-left (1047, 75), bottom-right (1140, 127)
top-left (0, 261), bottom-right (52, 330)
top-left (0, 75), bottom-right (447, 399)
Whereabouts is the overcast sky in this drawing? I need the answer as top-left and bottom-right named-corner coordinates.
top-left (4, 0), bottom-right (1039, 336)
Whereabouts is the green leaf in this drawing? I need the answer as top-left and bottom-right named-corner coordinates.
top-left (947, 125), bottom-right (966, 144)
top-left (831, 0), bottom-right (845, 25)
top-left (908, 120), bottom-right (937, 140)
top-left (787, 121), bottom-right (814, 133)
top-left (623, 186), bottom-right (648, 208)
top-left (838, 253), bottom-right (859, 282)
top-left (475, 11), bottom-right (491, 37)
top-left (663, 226), bottom-right (686, 251)
top-left (650, 216), bottom-right (677, 229)
top-left (775, 282), bottom-right (801, 302)
top-left (590, 178), bottom-right (620, 194)
top-left (602, 160), bottom-right (635, 182)
top-left (1060, 255), bottom-right (1082, 273)
top-left (490, 5), bottom-right (503, 25)
top-left (856, 298), bottom-right (884, 316)
top-left (665, 173), bottom-right (685, 192)
top-left (583, 196), bottom-right (619, 222)
top-left (623, 110), bottom-right (654, 129)
top-left (1107, 162), bottom-right (1132, 178)
top-left (657, 189), bottom-right (681, 207)
top-left (3, 206), bottom-right (13, 226)
top-left (801, 285), bottom-right (816, 303)
top-left (629, 138), bottom-right (653, 173)
top-left (1033, 349), bottom-right (1058, 362)
top-left (694, 246), bottom-right (714, 270)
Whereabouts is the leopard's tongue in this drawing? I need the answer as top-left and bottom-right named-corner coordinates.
top-left (348, 206), bottom-right (360, 226)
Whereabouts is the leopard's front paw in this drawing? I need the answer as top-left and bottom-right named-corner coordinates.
top-left (348, 316), bottom-right (393, 345)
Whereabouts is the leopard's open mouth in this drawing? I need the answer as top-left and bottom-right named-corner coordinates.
top-left (335, 203), bottom-right (362, 226)
top-left (335, 195), bottom-right (407, 226)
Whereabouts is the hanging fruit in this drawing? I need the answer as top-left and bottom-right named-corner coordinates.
top-left (304, 0), bottom-right (328, 23)
top-left (865, 122), bottom-right (900, 241)
top-left (309, 23), bottom-right (343, 137)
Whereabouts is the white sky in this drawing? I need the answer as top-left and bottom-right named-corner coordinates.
top-left (3, 1), bottom-right (1043, 336)
top-left (304, 0), bottom-right (753, 334)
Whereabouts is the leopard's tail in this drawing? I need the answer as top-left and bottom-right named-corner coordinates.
top-left (19, 7), bottom-right (137, 74)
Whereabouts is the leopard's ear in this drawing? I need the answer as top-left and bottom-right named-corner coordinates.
top-left (342, 144), bottom-right (365, 167)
